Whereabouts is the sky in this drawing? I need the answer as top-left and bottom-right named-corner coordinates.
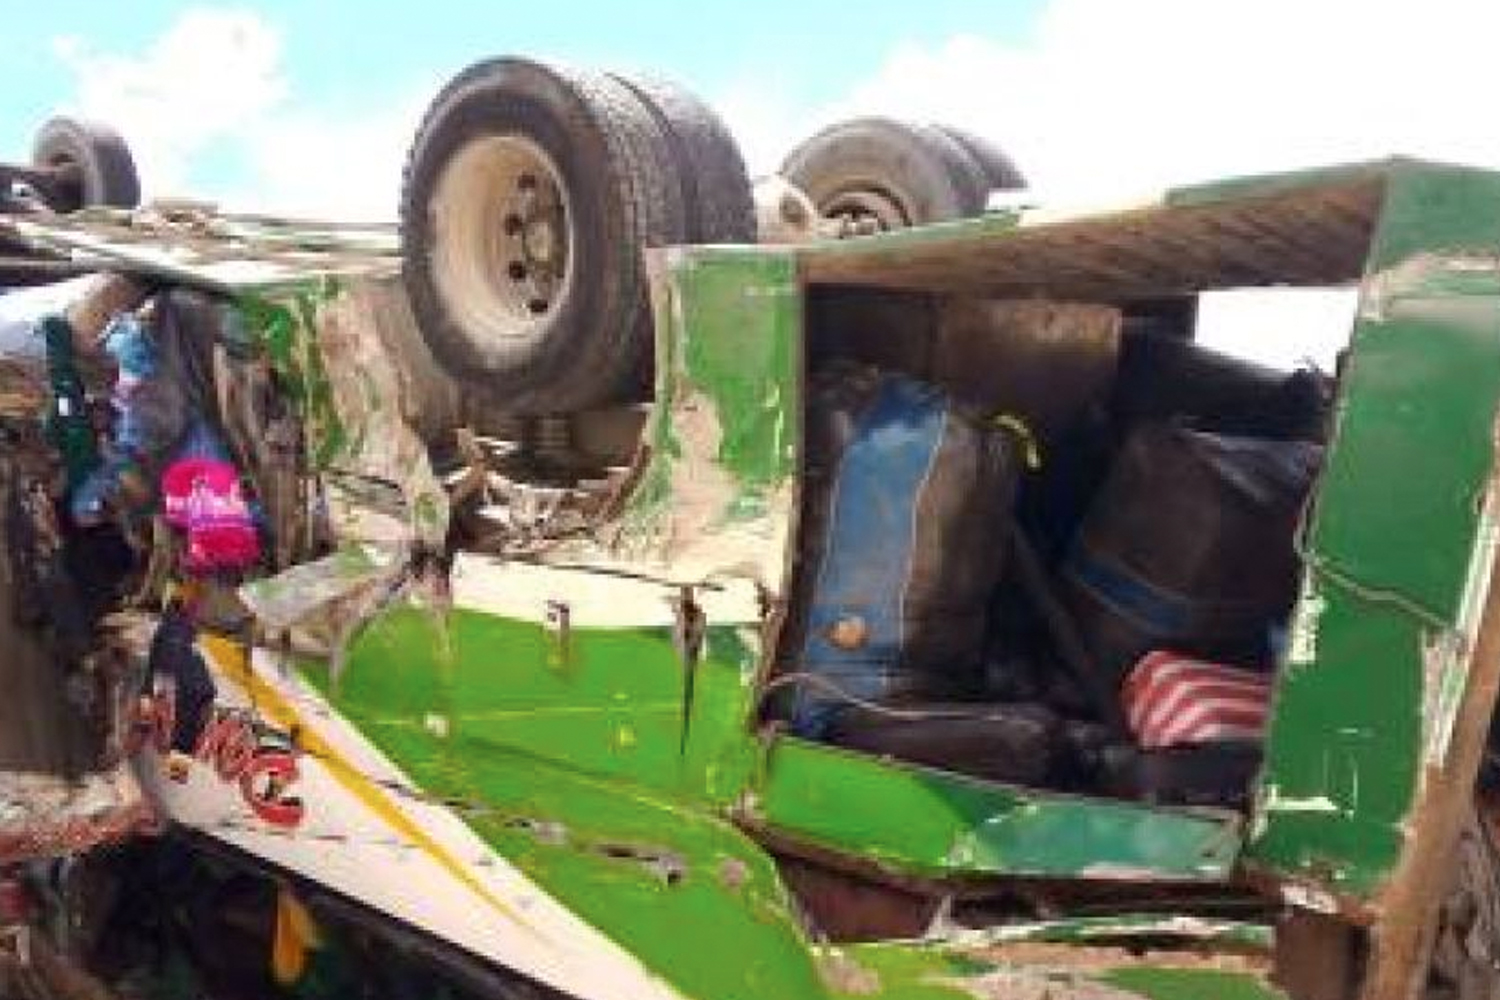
top-left (4, 1), bottom-right (1500, 365)
top-left (0, 0), bottom-right (1036, 217)
top-left (14, 0), bottom-right (1500, 219)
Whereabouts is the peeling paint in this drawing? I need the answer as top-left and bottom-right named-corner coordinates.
top-left (934, 916), bottom-right (1272, 951)
top-left (1248, 166), bottom-right (1500, 903)
top-left (830, 941), bottom-right (1285, 1000)
top-left (447, 556), bottom-right (764, 628)
top-left (136, 160), bottom-right (1500, 1000)
top-left (759, 739), bottom-right (1240, 882)
top-left (944, 967), bottom-right (1144, 1000)
top-left (1280, 882), bottom-right (1340, 915)
top-left (818, 950), bottom-right (883, 995)
top-left (1285, 575), bottom-right (1326, 668)
top-left (1261, 790), bottom-right (1341, 815)
top-left (1358, 251), bottom-right (1500, 324)
top-left (626, 388), bottom-right (792, 587)
top-left (592, 842), bottom-right (688, 886)
top-left (1422, 488), bottom-right (1500, 766)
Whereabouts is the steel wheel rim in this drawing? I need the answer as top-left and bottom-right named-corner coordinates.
top-left (429, 134), bottom-right (575, 349)
top-left (823, 187), bottom-right (908, 236)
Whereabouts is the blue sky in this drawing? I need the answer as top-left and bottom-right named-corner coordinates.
top-left (4, 1), bottom-right (1500, 278)
top-left (1, 0), bottom-right (1041, 120)
top-left (1, 1), bottom-right (1045, 210)
top-left (9, 0), bottom-right (1499, 370)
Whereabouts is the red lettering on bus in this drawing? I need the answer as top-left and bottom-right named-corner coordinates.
top-left (240, 752), bottom-right (305, 828)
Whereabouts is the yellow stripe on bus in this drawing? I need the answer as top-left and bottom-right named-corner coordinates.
top-left (199, 634), bottom-right (541, 940)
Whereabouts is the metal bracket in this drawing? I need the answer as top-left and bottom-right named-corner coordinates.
top-left (544, 599), bottom-right (572, 670)
top-left (673, 586), bottom-right (707, 754)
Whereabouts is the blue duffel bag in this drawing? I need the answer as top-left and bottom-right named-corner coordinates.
top-left (784, 367), bottom-right (1022, 737)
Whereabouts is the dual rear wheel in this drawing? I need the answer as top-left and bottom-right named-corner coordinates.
top-left (400, 58), bottom-right (755, 413)
top-left (400, 58), bottom-right (1025, 411)
top-left (779, 118), bottom-right (1024, 236)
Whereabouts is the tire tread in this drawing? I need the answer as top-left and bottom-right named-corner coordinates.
top-left (31, 118), bottom-right (141, 211)
top-left (399, 58), bottom-right (689, 412)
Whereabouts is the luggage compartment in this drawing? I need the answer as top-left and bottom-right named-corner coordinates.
top-left (773, 181), bottom-right (1373, 810)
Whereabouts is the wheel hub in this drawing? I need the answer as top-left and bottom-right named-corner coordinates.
top-left (824, 188), bottom-right (909, 237)
top-left (429, 135), bottom-right (575, 345)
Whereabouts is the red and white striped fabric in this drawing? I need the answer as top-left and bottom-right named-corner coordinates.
top-left (1121, 650), bottom-right (1272, 750)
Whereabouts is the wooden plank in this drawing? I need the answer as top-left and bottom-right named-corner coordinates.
top-left (1357, 456), bottom-right (1500, 1000)
top-left (799, 179), bottom-right (1381, 299)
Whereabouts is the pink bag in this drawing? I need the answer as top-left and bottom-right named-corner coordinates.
top-left (1121, 650), bottom-right (1271, 750)
top-left (160, 458), bottom-right (260, 573)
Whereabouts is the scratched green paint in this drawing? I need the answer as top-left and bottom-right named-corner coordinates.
top-left (630, 248), bottom-right (800, 536)
top-left (1102, 967), bottom-right (1287, 1000)
top-left (400, 723), bottom-right (830, 1000)
top-left (962, 915), bottom-right (1273, 949)
top-left (831, 942), bottom-right (1285, 1000)
top-left (756, 739), bottom-right (1239, 880)
top-left (824, 944), bottom-right (992, 1000)
top-left (234, 278), bottom-right (349, 468)
top-left (310, 606), bottom-right (759, 802)
top-left (1247, 164), bottom-right (1500, 895)
top-left (311, 610), bottom-right (831, 1000)
top-left (326, 607), bottom-right (1238, 883)
top-left (672, 249), bottom-right (800, 490)
top-left (287, 161), bottom-right (1500, 1000)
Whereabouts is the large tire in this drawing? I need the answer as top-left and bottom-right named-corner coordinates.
top-left (933, 125), bottom-right (1026, 191)
top-left (31, 117), bottom-right (141, 212)
top-left (607, 73), bottom-right (755, 244)
top-left (781, 117), bottom-right (988, 234)
top-left (401, 58), bottom-right (686, 413)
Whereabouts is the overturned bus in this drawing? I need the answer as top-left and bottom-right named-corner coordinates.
top-left (2, 58), bottom-right (1499, 1000)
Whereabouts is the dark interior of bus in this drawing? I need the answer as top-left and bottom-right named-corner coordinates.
top-left (768, 179), bottom-right (1385, 812)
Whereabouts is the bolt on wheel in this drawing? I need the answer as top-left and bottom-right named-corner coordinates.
top-left (429, 135), bottom-right (573, 349)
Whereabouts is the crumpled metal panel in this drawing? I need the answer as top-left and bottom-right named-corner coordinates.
top-left (232, 276), bottom-right (452, 552)
top-left (613, 246), bottom-right (801, 589)
top-left (1245, 166), bottom-right (1500, 917)
top-left (0, 207), bottom-right (398, 293)
top-left (0, 768), bottom-right (154, 864)
top-left (814, 938), bottom-right (1289, 1000)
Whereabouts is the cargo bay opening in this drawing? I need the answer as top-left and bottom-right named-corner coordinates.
top-left (759, 172), bottom-right (1383, 816)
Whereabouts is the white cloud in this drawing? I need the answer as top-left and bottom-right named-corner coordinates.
top-left (712, 0), bottom-right (1500, 368)
top-left (52, 8), bottom-right (286, 198)
top-left (50, 7), bottom-right (421, 220)
top-left (713, 80), bottom-right (808, 181)
top-left (42, 1), bottom-right (1500, 364)
top-left (51, 0), bottom-right (1500, 217)
top-left (234, 96), bottom-right (427, 220)
top-left (723, 0), bottom-right (1500, 199)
